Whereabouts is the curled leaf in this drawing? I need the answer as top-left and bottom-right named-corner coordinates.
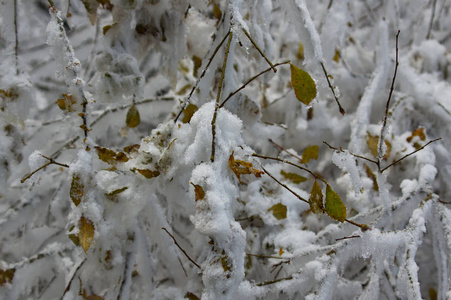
top-left (135, 168), bottom-right (160, 179)
top-left (56, 93), bottom-right (77, 111)
top-left (126, 104), bottom-right (140, 128)
top-left (280, 170), bottom-right (307, 184)
top-left (268, 203), bottom-right (287, 220)
top-left (79, 217), bottom-right (95, 254)
top-left (70, 175), bottom-right (83, 206)
top-left (301, 145), bottom-right (319, 164)
top-left (325, 185), bottom-right (346, 222)
top-left (229, 153), bottom-right (263, 183)
top-left (96, 147), bottom-right (129, 165)
top-left (308, 181), bottom-right (324, 214)
top-left (290, 63), bottom-right (317, 105)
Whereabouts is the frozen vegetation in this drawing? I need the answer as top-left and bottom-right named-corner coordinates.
top-left (0, 0), bottom-right (451, 299)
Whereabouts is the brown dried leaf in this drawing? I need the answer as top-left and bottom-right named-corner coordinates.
top-left (191, 182), bottom-right (205, 201)
top-left (364, 164), bottom-right (379, 191)
top-left (126, 104), bottom-right (140, 128)
top-left (182, 104), bottom-right (198, 124)
top-left (96, 147), bottom-right (129, 164)
top-left (407, 128), bottom-right (426, 142)
top-left (0, 268), bottom-right (15, 286)
top-left (79, 217), bottom-right (95, 254)
top-left (136, 169), bottom-right (160, 179)
top-left (56, 93), bottom-right (77, 111)
top-left (367, 132), bottom-right (390, 159)
top-left (70, 175), bottom-right (84, 206)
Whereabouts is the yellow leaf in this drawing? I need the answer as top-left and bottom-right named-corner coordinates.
top-left (333, 49), bottom-right (340, 63)
top-left (96, 147), bottom-right (129, 165)
top-left (229, 153), bottom-right (264, 183)
top-left (301, 145), bottom-right (319, 164)
top-left (290, 63), bottom-right (317, 105)
top-left (70, 175), bottom-right (83, 206)
top-left (280, 170), bottom-right (307, 184)
top-left (268, 203), bottom-right (287, 220)
top-left (135, 169), bottom-right (160, 179)
top-left (308, 180), bottom-right (324, 214)
top-left (278, 247), bottom-right (285, 256)
top-left (190, 182), bottom-right (205, 201)
top-left (182, 104), bottom-right (198, 124)
top-left (364, 164), bottom-right (378, 191)
top-left (297, 43), bottom-right (304, 60)
top-left (56, 93), bottom-right (77, 111)
top-left (0, 268), bottom-right (15, 286)
top-left (407, 128), bottom-right (426, 142)
top-left (325, 185), bottom-right (346, 222)
top-left (126, 104), bottom-right (140, 128)
top-left (79, 217), bottom-right (95, 254)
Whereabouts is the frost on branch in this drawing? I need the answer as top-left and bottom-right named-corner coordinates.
top-left (1, 0), bottom-right (451, 299)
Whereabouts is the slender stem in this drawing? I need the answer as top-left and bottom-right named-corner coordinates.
top-left (242, 28), bottom-right (276, 72)
top-left (256, 276), bottom-right (293, 286)
top-left (254, 153), bottom-right (327, 184)
top-left (175, 31), bottom-right (231, 122)
top-left (323, 141), bottom-right (378, 165)
top-left (427, 0), bottom-right (437, 39)
top-left (320, 62), bottom-right (344, 115)
top-left (378, 30), bottom-right (400, 162)
top-left (269, 139), bottom-right (303, 162)
top-left (211, 32), bottom-right (233, 162)
top-left (60, 259), bottom-right (86, 300)
top-left (335, 235), bottom-right (361, 241)
top-left (161, 227), bottom-right (201, 269)
top-left (219, 61), bottom-right (290, 108)
top-left (344, 219), bottom-right (370, 230)
top-left (380, 138), bottom-right (441, 173)
top-left (262, 167), bottom-right (308, 204)
top-left (247, 254), bottom-right (286, 260)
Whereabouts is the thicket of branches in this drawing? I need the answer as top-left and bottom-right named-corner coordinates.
top-left (1, 0), bottom-right (451, 299)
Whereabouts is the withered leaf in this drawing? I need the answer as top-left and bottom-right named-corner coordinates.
top-left (325, 185), bottom-right (346, 222)
top-left (367, 132), bottom-right (391, 159)
top-left (126, 104), bottom-right (140, 128)
top-left (407, 128), bottom-right (426, 142)
top-left (70, 175), bottom-right (83, 206)
top-left (79, 217), bottom-right (95, 254)
top-left (56, 93), bottom-right (77, 111)
top-left (182, 103), bottom-right (198, 124)
top-left (96, 147), bottom-right (129, 164)
top-left (308, 180), bottom-right (324, 214)
top-left (268, 203), bottom-right (287, 220)
top-left (364, 164), bottom-right (378, 191)
top-left (229, 153), bottom-right (264, 183)
top-left (106, 187), bottom-right (128, 196)
top-left (135, 169), bottom-right (160, 179)
top-left (280, 170), bottom-right (307, 184)
top-left (0, 268), bottom-right (15, 286)
top-left (191, 182), bottom-right (205, 201)
top-left (301, 145), bottom-right (319, 164)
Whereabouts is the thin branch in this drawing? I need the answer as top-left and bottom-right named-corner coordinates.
top-left (21, 155), bottom-right (69, 183)
top-left (261, 167), bottom-right (309, 204)
top-left (175, 31), bottom-right (231, 122)
top-left (247, 254), bottom-right (286, 260)
top-left (427, 0), bottom-right (437, 39)
top-left (60, 259), bottom-right (86, 300)
top-left (211, 31), bottom-right (233, 162)
top-left (380, 138), bottom-right (442, 172)
top-left (14, 0), bottom-right (19, 75)
top-left (256, 276), bottom-right (293, 286)
top-left (323, 141), bottom-right (378, 165)
top-left (320, 62), bottom-right (345, 115)
top-left (219, 61), bottom-right (291, 108)
top-left (378, 30), bottom-right (400, 161)
top-left (270, 139), bottom-right (303, 162)
top-left (161, 227), bottom-right (201, 269)
top-left (253, 153), bottom-right (327, 184)
top-left (242, 28), bottom-right (276, 72)
top-left (335, 235), bottom-right (361, 241)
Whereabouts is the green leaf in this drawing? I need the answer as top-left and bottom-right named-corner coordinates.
top-left (301, 145), bottom-right (319, 164)
top-left (325, 185), bottom-right (346, 222)
top-left (126, 104), bottom-right (140, 128)
top-left (290, 63), bottom-right (317, 105)
top-left (280, 170), bottom-right (307, 184)
top-left (308, 181), bottom-right (324, 214)
top-left (268, 203), bottom-right (287, 220)
top-left (70, 175), bottom-right (83, 206)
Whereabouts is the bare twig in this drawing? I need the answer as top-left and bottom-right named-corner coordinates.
top-left (21, 155), bottom-right (69, 183)
top-left (256, 276), bottom-right (293, 286)
top-left (261, 167), bottom-right (309, 204)
top-left (60, 259), bottom-right (86, 300)
top-left (175, 31), bottom-right (231, 122)
top-left (161, 227), bottom-right (201, 269)
top-left (254, 153), bottom-right (327, 184)
top-left (378, 30), bottom-right (400, 161)
top-left (211, 31), bottom-right (233, 162)
top-left (270, 139), bottom-right (304, 162)
top-left (335, 235), bottom-right (361, 241)
top-left (14, 0), bottom-right (19, 75)
top-left (320, 62), bottom-right (345, 115)
top-left (247, 253), bottom-right (286, 260)
top-left (219, 61), bottom-right (291, 108)
top-left (242, 28), bottom-right (276, 72)
top-left (380, 138), bottom-right (442, 173)
top-left (427, 0), bottom-right (437, 39)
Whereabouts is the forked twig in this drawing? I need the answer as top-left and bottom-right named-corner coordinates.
top-left (21, 154), bottom-right (69, 183)
top-left (261, 166), bottom-right (309, 204)
top-left (242, 28), bottom-right (276, 72)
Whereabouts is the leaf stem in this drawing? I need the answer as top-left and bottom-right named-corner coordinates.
top-left (261, 167), bottom-right (308, 204)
